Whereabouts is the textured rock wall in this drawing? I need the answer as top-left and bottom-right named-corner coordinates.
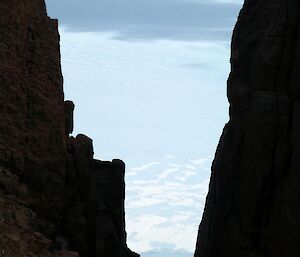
top-left (0, 1), bottom-right (138, 257)
top-left (195, 1), bottom-right (300, 257)
top-left (0, 0), bottom-right (66, 235)
top-left (0, 166), bottom-right (79, 257)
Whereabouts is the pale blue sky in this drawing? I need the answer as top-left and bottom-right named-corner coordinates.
top-left (46, 0), bottom-right (243, 255)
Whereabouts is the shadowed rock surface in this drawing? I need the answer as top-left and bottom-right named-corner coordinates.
top-left (0, 1), bottom-right (138, 257)
top-left (195, 1), bottom-right (300, 257)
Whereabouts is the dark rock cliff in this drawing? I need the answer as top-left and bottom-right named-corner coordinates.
top-left (0, 1), bottom-right (138, 257)
top-left (195, 1), bottom-right (300, 257)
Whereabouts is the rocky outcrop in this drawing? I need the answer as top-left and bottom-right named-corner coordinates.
top-left (195, 1), bottom-right (300, 257)
top-left (63, 135), bottom-right (133, 257)
top-left (0, 1), bottom-right (138, 257)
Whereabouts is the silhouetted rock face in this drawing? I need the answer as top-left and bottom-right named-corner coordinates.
top-left (195, 1), bottom-right (300, 257)
top-left (0, 1), bottom-right (138, 257)
top-left (0, 0), bottom-right (66, 236)
top-left (64, 137), bottom-right (133, 257)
